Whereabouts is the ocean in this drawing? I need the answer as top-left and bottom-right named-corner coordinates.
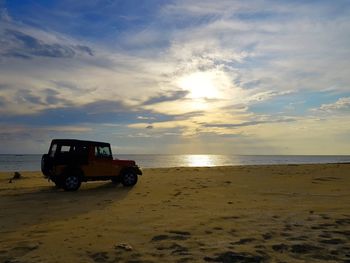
top-left (0, 154), bottom-right (349, 172)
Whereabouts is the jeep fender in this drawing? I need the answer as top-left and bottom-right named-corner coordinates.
top-left (120, 166), bottom-right (142, 176)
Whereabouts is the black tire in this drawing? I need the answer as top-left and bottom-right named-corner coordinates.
top-left (63, 174), bottom-right (81, 191)
top-left (121, 170), bottom-right (138, 187)
top-left (111, 176), bottom-right (121, 185)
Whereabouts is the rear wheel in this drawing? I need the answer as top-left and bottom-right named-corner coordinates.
top-left (121, 171), bottom-right (138, 187)
top-left (63, 174), bottom-right (81, 191)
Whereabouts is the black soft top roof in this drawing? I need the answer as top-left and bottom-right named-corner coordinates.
top-left (51, 139), bottom-right (110, 147)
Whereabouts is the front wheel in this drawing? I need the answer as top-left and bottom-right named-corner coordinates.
top-left (63, 175), bottom-right (81, 191)
top-left (121, 171), bottom-right (138, 187)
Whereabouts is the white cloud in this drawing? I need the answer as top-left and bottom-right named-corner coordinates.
top-left (318, 97), bottom-right (350, 112)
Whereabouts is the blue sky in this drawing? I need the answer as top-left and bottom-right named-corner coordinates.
top-left (0, 0), bottom-right (350, 154)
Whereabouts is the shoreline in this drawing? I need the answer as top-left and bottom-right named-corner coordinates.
top-left (1, 154), bottom-right (350, 172)
top-left (1, 161), bottom-right (349, 173)
top-left (1, 163), bottom-right (349, 262)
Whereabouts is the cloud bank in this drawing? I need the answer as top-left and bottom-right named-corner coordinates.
top-left (0, 0), bottom-right (350, 154)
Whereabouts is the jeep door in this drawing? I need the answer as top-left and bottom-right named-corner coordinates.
top-left (86, 145), bottom-right (116, 177)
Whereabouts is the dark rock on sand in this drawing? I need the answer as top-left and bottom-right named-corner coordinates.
top-left (319, 238), bottom-right (346, 245)
top-left (335, 218), bottom-right (350, 225)
top-left (176, 257), bottom-right (194, 263)
top-left (231, 238), bottom-right (256, 245)
top-left (272, 243), bottom-right (289, 252)
top-left (287, 235), bottom-right (308, 241)
top-left (151, 232), bottom-right (190, 242)
top-left (89, 252), bottom-right (109, 262)
top-left (290, 244), bottom-right (321, 254)
top-left (169, 243), bottom-right (190, 256)
top-left (125, 260), bottom-right (153, 263)
top-left (333, 230), bottom-right (350, 237)
top-left (156, 242), bottom-right (189, 256)
top-left (168, 230), bottom-right (191, 236)
top-left (262, 233), bottom-right (273, 240)
top-left (151, 235), bottom-right (170, 242)
top-left (11, 241), bottom-right (40, 255)
top-left (204, 251), bottom-right (265, 263)
top-left (312, 253), bottom-right (340, 261)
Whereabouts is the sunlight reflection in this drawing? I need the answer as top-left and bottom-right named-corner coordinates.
top-left (183, 155), bottom-right (215, 167)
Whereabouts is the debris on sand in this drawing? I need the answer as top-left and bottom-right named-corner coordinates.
top-left (114, 243), bottom-right (133, 251)
top-left (8, 172), bottom-right (22, 183)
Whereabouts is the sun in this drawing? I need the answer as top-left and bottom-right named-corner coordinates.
top-left (177, 71), bottom-right (219, 99)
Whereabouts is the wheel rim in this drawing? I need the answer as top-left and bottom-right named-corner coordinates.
top-left (124, 173), bottom-right (136, 185)
top-left (66, 176), bottom-right (79, 189)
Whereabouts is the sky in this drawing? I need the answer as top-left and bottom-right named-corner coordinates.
top-left (0, 0), bottom-right (350, 154)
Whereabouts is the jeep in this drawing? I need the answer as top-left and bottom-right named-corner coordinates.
top-left (41, 139), bottom-right (142, 191)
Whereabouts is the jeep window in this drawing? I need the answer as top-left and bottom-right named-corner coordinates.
top-left (61, 145), bottom-right (71, 153)
top-left (49, 144), bottom-right (57, 157)
top-left (75, 145), bottom-right (88, 155)
top-left (95, 146), bottom-right (112, 158)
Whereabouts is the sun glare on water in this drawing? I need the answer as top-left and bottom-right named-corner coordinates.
top-left (183, 155), bottom-right (215, 167)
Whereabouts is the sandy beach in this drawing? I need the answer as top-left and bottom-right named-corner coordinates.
top-left (0, 164), bottom-right (349, 262)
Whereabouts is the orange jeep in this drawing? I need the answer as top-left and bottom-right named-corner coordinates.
top-left (41, 139), bottom-right (142, 191)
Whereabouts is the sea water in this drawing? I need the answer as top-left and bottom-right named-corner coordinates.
top-left (0, 154), bottom-right (349, 172)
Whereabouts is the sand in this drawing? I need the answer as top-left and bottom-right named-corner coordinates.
top-left (0, 164), bottom-right (349, 263)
